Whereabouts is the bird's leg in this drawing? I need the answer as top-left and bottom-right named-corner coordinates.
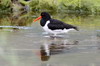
top-left (54, 33), bottom-right (64, 38)
top-left (50, 33), bottom-right (57, 38)
top-left (54, 33), bottom-right (56, 36)
top-left (53, 33), bottom-right (57, 37)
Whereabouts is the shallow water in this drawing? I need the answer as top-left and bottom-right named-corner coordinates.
top-left (0, 16), bottom-right (100, 66)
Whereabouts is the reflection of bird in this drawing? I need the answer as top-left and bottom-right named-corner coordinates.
top-left (49, 41), bottom-right (78, 54)
top-left (34, 12), bottom-right (78, 36)
top-left (40, 44), bottom-right (50, 61)
top-left (40, 40), bottom-right (78, 61)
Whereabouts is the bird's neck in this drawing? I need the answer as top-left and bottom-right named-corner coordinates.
top-left (40, 18), bottom-right (51, 26)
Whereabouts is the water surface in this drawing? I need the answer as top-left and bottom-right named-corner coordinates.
top-left (0, 16), bottom-right (100, 66)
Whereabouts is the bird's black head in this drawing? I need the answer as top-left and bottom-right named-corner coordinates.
top-left (33, 12), bottom-right (51, 23)
top-left (41, 12), bottom-right (51, 20)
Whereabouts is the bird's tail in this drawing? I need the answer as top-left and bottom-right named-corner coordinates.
top-left (73, 26), bottom-right (79, 31)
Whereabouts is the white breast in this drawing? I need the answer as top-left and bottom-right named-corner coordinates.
top-left (43, 20), bottom-right (53, 34)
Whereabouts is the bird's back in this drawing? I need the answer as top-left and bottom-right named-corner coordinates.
top-left (48, 19), bottom-right (78, 31)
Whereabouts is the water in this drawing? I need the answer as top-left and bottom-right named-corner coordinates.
top-left (0, 16), bottom-right (100, 66)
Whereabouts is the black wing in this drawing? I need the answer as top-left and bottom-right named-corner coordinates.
top-left (48, 19), bottom-right (78, 31)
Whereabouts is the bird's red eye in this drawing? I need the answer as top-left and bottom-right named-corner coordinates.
top-left (41, 14), bottom-right (45, 16)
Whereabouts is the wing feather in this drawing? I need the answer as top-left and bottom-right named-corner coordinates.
top-left (48, 19), bottom-right (77, 30)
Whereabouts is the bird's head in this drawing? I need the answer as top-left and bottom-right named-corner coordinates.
top-left (34, 12), bottom-right (51, 22)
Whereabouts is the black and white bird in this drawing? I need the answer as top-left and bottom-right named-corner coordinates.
top-left (34, 12), bottom-right (78, 36)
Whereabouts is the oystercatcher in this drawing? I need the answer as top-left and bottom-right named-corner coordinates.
top-left (34, 12), bottom-right (78, 36)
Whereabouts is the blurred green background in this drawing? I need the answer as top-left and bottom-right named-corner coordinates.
top-left (0, 0), bottom-right (100, 26)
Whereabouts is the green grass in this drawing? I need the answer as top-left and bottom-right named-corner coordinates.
top-left (29, 0), bottom-right (58, 14)
top-left (0, 0), bottom-right (11, 18)
top-left (29, 0), bottom-right (100, 15)
top-left (1, 0), bottom-right (100, 15)
top-left (0, 0), bottom-right (100, 26)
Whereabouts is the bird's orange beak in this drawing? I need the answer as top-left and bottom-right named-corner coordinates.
top-left (33, 16), bottom-right (42, 22)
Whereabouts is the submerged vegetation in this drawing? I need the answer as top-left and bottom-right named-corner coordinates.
top-left (0, 0), bottom-right (100, 26)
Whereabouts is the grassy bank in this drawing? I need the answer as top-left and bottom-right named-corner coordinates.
top-left (30, 0), bottom-right (100, 15)
top-left (0, 0), bottom-right (100, 26)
